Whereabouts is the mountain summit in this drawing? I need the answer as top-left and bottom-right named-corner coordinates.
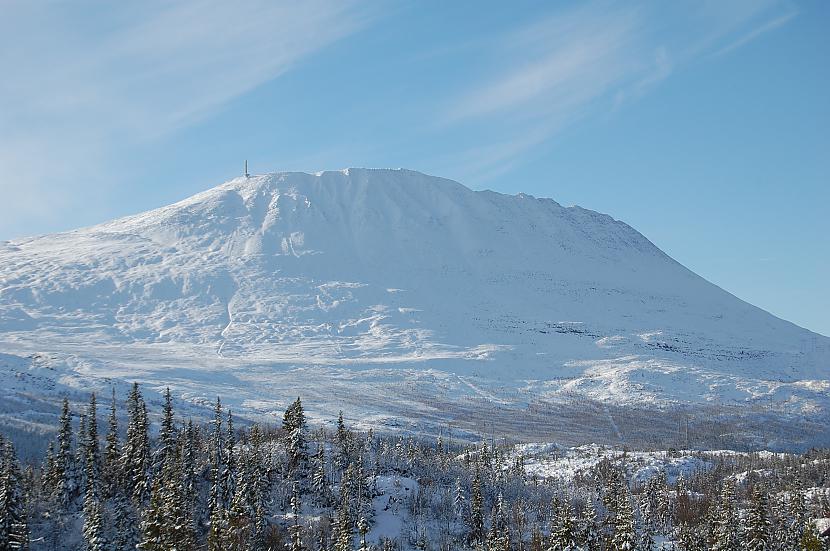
top-left (1, 169), bottom-right (827, 448)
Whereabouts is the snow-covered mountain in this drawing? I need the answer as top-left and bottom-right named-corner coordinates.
top-left (1, 169), bottom-right (828, 449)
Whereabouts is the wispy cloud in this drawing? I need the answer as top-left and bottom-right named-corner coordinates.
top-left (0, 0), bottom-right (376, 237)
top-left (445, 1), bottom-right (797, 182)
top-left (713, 11), bottom-right (798, 57)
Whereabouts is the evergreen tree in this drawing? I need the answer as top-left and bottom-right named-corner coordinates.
top-left (745, 486), bottom-right (772, 551)
top-left (334, 493), bottom-right (353, 551)
top-left (223, 409), bottom-right (236, 507)
top-left (138, 392), bottom-right (195, 551)
top-left (0, 441), bottom-right (29, 550)
top-left (357, 516), bottom-right (370, 551)
top-left (53, 398), bottom-right (75, 507)
top-left (453, 476), bottom-right (465, 520)
top-left (158, 387), bottom-right (176, 468)
top-left (103, 387), bottom-right (120, 496)
top-left (137, 477), bottom-right (166, 551)
top-left (111, 491), bottom-right (139, 551)
top-left (289, 482), bottom-right (307, 551)
top-left (121, 383), bottom-right (150, 504)
top-left (711, 480), bottom-right (739, 551)
top-left (799, 520), bottom-right (823, 551)
top-left (784, 488), bottom-right (807, 550)
top-left (286, 398), bottom-right (309, 481)
top-left (82, 393), bottom-right (107, 551)
top-left (581, 503), bottom-right (601, 551)
top-left (311, 442), bottom-right (330, 507)
top-left (549, 502), bottom-right (580, 551)
top-left (611, 485), bottom-right (636, 551)
top-left (469, 465), bottom-right (485, 546)
top-left (208, 397), bottom-right (227, 551)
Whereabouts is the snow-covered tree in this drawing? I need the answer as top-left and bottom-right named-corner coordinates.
top-left (744, 486), bottom-right (772, 551)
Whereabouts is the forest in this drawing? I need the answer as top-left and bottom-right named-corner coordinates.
top-left (0, 384), bottom-right (829, 550)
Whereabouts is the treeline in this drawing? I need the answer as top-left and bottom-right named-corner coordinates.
top-left (0, 384), bottom-right (829, 550)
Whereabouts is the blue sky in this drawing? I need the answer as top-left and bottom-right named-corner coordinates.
top-left (1, 0), bottom-right (827, 336)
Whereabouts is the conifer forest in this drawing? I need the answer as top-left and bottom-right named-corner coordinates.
top-left (0, 385), bottom-right (828, 550)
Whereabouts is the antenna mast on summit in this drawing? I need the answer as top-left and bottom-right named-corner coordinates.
top-left (244, 160), bottom-right (250, 178)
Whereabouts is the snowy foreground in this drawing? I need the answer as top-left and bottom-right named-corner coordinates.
top-left (1, 388), bottom-right (829, 550)
top-left (0, 169), bottom-right (828, 450)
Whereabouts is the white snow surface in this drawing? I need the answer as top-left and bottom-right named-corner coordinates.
top-left (1, 169), bottom-right (828, 446)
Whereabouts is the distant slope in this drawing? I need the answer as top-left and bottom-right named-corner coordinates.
top-left (1, 169), bottom-right (828, 449)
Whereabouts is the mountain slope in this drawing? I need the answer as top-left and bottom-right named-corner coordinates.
top-left (1, 169), bottom-right (828, 448)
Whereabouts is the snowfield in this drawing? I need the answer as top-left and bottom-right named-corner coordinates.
top-left (0, 168), bottom-right (828, 449)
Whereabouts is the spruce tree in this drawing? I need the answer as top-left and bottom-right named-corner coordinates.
top-left (111, 491), bottom-right (139, 551)
top-left (799, 520), bottom-right (823, 551)
top-left (469, 465), bottom-right (484, 546)
top-left (334, 494), bottom-right (353, 551)
top-left (137, 478), bottom-right (165, 551)
top-left (121, 383), bottom-right (150, 505)
top-left (82, 393), bottom-right (108, 551)
top-left (0, 441), bottom-right (29, 550)
top-left (745, 486), bottom-right (772, 551)
top-left (610, 486), bottom-right (636, 551)
top-left (223, 409), bottom-right (236, 507)
top-left (453, 476), bottom-right (465, 520)
top-left (53, 398), bottom-right (75, 507)
top-left (712, 480), bottom-right (739, 551)
top-left (357, 516), bottom-right (370, 551)
top-left (103, 387), bottom-right (120, 496)
top-left (549, 502), bottom-right (580, 551)
top-left (158, 387), bottom-right (176, 468)
top-left (311, 443), bottom-right (330, 507)
top-left (289, 482), bottom-right (306, 551)
top-left (286, 398), bottom-right (309, 481)
top-left (581, 503), bottom-right (601, 551)
top-left (208, 397), bottom-right (227, 551)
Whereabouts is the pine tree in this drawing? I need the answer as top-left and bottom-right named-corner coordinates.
top-left (82, 393), bottom-right (108, 551)
top-left (334, 493), bottom-right (353, 551)
top-left (53, 397), bottom-right (75, 507)
top-left (158, 387), bottom-right (176, 468)
top-left (137, 477), bottom-right (166, 551)
top-left (469, 465), bottom-right (485, 546)
top-left (312, 443), bottom-right (330, 507)
top-left (82, 491), bottom-right (105, 551)
top-left (121, 383), bottom-right (150, 505)
top-left (335, 410), bottom-right (351, 477)
top-left (799, 520), bottom-right (823, 551)
top-left (138, 391), bottom-right (195, 551)
top-left (745, 486), bottom-right (772, 551)
top-left (103, 387), bottom-right (120, 496)
top-left (581, 503), bottom-right (601, 551)
top-left (286, 398), bottom-right (309, 481)
top-left (208, 397), bottom-right (227, 551)
top-left (712, 480), bottom-right (739, 551)
top-left (784, 488), bottom-right (807, 550)
top-left (357, 516), bottom-right (370, 551)
top-left (611, 485), bottom-right (636, 551)
top-left (85, 393), bottom-right (100, 489)
top-left (289, 482), bottom-right (307, 551)
top-left (111, 491), bottom-right (139, 551)
top-left (226, 459), bottom-right (253, 550)
top-left (453, 477), bottom-right (465, 520)
top-left (549, 502), bottom-right (580, 551)
top-left (0, 441), bottom-right (29, 550)
top-left (247, 424), bottom-right (268, 547)
top-left (223, 409), bottom-right (236, 507)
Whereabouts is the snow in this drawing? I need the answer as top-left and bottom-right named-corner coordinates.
top-left (511, 443), bottom-right (712, 485)
top-left (0, 168), bottom-right (828, 448)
